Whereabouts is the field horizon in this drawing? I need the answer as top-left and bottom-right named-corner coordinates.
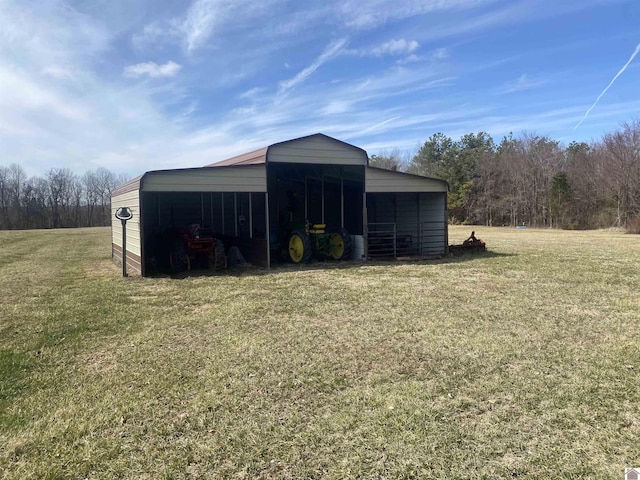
top-left (1, 225), bottom-right (639, 479)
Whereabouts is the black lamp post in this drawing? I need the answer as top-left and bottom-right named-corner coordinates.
top-left (115, 207), bottom-right (133, 277)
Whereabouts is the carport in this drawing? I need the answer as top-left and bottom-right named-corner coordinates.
top-left (111, 133), bottom-right (448, 275)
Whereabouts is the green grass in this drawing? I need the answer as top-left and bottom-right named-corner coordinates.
top-left (1, 226), bottom-right (638, 479)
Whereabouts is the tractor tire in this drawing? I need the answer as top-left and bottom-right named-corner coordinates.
top-left (286, 229), bottom-right (312, 263)
top-left (213, 238), bottom-right (226, 271)
top-left (327, 227), bottom-right (353, 261)
top-left (169, 241), bottom-right (188, 273)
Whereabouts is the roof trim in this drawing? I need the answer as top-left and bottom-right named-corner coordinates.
top-left (204, 146), bottom-right (268, 167)
top-left (112, 174), bottom-right (144, 197)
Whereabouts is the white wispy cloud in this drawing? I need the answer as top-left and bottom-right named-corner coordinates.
top-left (1, 64), bottom-right (89, 121)
top-left (322, 100), bottom-right (353, 115)
top-left (182, 0), bottom-right (225, 53)
top-left (1, 0), bottom-right (636, 179)
top-left (131, 21), bottom-right (179, 51)
top-left (574, 42), bottom-right (640, 130)
top-left (358, 116), bottom-right (403, 135)
top-left (279, 38), bottom-right (348, 93)
top-left (430, 48), bottom-right (449, 60)
top-left (397, 54), bottom-right (421, 65)
top-left (132, 0), bottom-right (282, 55)
top-left (123, 61), bottom-right (182, 78)
top-left (371, 39), bottom-right (419, 56)
top-left (347, 38), bottom-right (421, 63)
top-left (395, 47), bottom-right (449, 65)
top-left (340, 0), bottom-right (498, 29)
top-left (239, 87), bottom-right (265, 99)
top-left (42, 66), bottom-right (77, 81)
top-left (501, 73), bottom-right (544, 93)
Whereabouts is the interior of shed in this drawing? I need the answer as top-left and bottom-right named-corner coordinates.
top-left (141, 191), bottom-right (269, 272)
top-left (138, 163), bottom-right (366, 271)
top-left (266, 163), bottom-right (364, 262)
top-left (366, 192), bottom-right (447, 257)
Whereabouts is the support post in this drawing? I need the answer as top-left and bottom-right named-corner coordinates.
top-left (121, 218), bottom-right (128, 277)
top-left (341, 176), bottom-right (344, 228)
top-left (362, 192), bottom-right (368, 259)
top-left (234, 193), bottom-right (238, 236)
top-left (321, 175), bottom-right (325, 224)
top-left (304, 177), bottom-right (308, 221)
top-left (249, 193), bottom-right (253, 238)
top-left (221, 194), bottom-right (225, 235)
top-left (115, 207), bottom-right (133, 278)
top-left (265, 192), bottom-right (271, 269)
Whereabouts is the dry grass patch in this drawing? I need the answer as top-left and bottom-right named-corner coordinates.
top-left (1, 226), bottom-right (639, 479)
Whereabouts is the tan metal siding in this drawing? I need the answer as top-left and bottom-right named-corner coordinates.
top-left (268, 137), bottom-right (367, 165)
top-left (142, 166), bottom-right (267, 192)
top-left (112, 244), bottom-right (142, 276)
top-left (366, 168), bottom-right (447, 193)
top-left (111, 189), bottom-right (142, 259)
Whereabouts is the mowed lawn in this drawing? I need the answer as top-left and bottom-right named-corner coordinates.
top-left (1, 226), bottom-right (638, 479)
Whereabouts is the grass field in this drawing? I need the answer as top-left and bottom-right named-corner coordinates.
top-left (1, 226), bottom-right (639, 479)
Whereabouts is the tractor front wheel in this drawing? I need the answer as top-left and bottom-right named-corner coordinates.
top-left (327, 227), bottom-right (353, 261)
top-left (286, 230), bottom-right (312, 263)
top-left (169, 241), bottom-right (188, 273)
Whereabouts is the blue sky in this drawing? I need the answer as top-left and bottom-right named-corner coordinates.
top-left (1, 0), bottom-right (638, 177)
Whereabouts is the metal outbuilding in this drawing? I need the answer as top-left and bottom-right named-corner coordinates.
top-left (111, 133), bottom-right (448, 275)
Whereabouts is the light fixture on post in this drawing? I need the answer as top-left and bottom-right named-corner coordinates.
top-left (115, 207), bottom-right (133, 277)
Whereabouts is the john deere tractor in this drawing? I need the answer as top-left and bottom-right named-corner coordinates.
top-left (285, 222), bottom-right (352, 264)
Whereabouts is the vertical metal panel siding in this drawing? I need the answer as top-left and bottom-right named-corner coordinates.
top-left (419, 193), bottom-right (446, 221)
top-left (212, 193), bottom-right (224, 232)
top-left (142, 166), bottom-right (267, 192)
top-left (111, 189), bottom-right (142, 274)
top-left (396, 194), bottom-right (419, 246)
top-left (223, 193), bottom-right (235, 234)
top-left (419, 193), bottom-right (447, 255)
top-left (111, 190), bottom-right (141, 257)
top-left (268, 137), bottom-right (367, 165)
top-left (374, 193), bottom-right (395, 223)
top-left (365, 167), bottom-right (448, 193)
top-left (367, 192), bottom-right (447, 257)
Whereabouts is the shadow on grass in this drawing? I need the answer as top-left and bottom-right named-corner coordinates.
top-left (147, 250), bottom-right (516, 280)
top-left (430, 250), bottom-right (516, 265)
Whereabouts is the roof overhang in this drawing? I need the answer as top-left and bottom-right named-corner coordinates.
top-left (365, 166), bottom-right (449, 193)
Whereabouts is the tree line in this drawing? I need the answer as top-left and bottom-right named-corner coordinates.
top-left (3, 120), bottom-right (638, 232)
top-left (0, 165), bottom-right (129, 230)
top-left (371, 120), bottom-right (640, 232)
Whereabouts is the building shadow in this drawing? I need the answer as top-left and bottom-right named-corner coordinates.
top-left (149, 250), bottom-right (515, 279)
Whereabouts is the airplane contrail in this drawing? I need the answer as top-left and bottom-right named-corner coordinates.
top-left (574, 42), bottom-right (640, 130)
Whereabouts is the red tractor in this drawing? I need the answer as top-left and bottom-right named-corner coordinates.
top-left (155, 224), bottom-right (226, 273)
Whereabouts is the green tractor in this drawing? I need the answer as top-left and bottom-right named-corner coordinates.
top-left (285, 222), bottom-right (352, 264)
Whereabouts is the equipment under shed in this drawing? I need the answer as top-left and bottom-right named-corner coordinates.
top-left (111, 133), bottom-right (448, 275)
